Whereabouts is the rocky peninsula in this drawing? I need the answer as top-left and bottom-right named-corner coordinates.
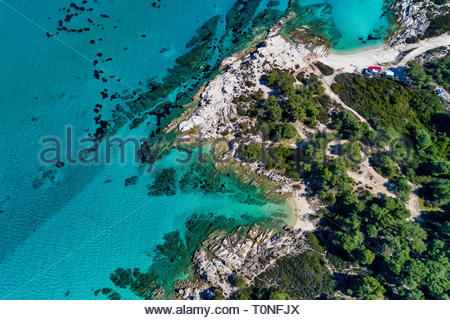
top-left (170, 2), bottom-right (450, 299)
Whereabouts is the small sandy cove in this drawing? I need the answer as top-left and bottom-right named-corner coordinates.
top-left (319, 34), bottom-right (450, 73)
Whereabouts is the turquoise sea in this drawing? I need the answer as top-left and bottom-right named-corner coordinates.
top-left (294, 0), bottom-right (395, 50)
top-left (0, 0), bottom-right (393, 299)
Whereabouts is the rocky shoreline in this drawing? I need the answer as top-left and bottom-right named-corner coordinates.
top-left (178, 26), bottom-right (320, 137)
top-left (170, 3), bottom-right (450, 299)
top-left (390, 0), bottom-right (449, 46)
top-left (176, 27), bottom-right (326, 223)
top-left (171, 30), bottom-right (332, 300)
top-left (175, 225), bottom-right (308, 299)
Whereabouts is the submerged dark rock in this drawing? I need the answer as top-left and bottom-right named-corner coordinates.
top-left (55, 161), bottom-right (65, 168)
top-left (124, 176), bottom-right (138, 186)
top-left (148, 168), bottom-right (177, 196)
top-left (367, 34), bottom-right (382, 41)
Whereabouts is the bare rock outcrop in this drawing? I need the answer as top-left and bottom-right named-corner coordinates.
top-left (183, 225), bottom-right (308, 299)
top-left (178, 35), bottom-right (319, 138)
top-left (390, 0), bottom-right (449, 46)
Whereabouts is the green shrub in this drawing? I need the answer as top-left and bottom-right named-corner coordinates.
top-left (265, 96), bottom-right (282, 121)
top-left (314, 61), bottom-right (334, 76)
top-left (240, 142), bottom-right (261, 161)
top-left (272, 122), bottom-right (298, 141)
top-left (424, 12), bottom-right (450, 38)
top-left (235, 275), bottom-right (247, 288)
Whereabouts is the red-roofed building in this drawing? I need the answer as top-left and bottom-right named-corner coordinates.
top-left (368, 66), bottom-right (382, 73)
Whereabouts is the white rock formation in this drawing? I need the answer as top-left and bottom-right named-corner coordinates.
top-left (390, 0), bottom-right (449, 46)
top-left (178, 35), bottom-right (317, 137)
top-left (189, 225), bottom-right (307, 298)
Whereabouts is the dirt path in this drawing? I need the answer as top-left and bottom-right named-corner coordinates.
top-left (346, 157), bottom-right (396, 198)
top-left (406, 188), bottom-right (422, 221)
top-left (397, 34), bottom-right (450, 66)
top-left (321, 73), bottom-right (370, 125)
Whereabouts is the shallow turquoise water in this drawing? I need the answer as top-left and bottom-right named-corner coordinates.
top-left (294, 0), bottom-right (394, 50)
top-left (0, 0), bottom-right (393, 299)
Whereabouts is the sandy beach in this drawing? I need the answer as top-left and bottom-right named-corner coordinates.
top-left (319, 34), bottom-right (450, 73)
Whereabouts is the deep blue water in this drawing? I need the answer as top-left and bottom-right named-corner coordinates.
top-left (0, 0), bottom-right (392, 299)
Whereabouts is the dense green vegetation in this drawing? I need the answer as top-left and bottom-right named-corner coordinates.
top-left (322, 72), bottom-right (449, 300)
top-left (406, 55), bottom-right (450, 91)
top-left (424, 12), bottom-right (450, 38)
top-left (406, 61), bottom-right (430, 88)
top-left (329, 110), bottom-right (370, 139)
top-left (331, 73), bottom-right (443, 131)
top-left (332, 73), bottom-right (449, 192)
top-left (235, 66), bottom-right (449, 300)
top-left (323, 191), bottom-right (449, 299)
top-left (234, 275), bottom-right (248, 289)
top-left (239, 142), bottom-right (262, 162)
top-left (423, 54), bottom-right (450, 90)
